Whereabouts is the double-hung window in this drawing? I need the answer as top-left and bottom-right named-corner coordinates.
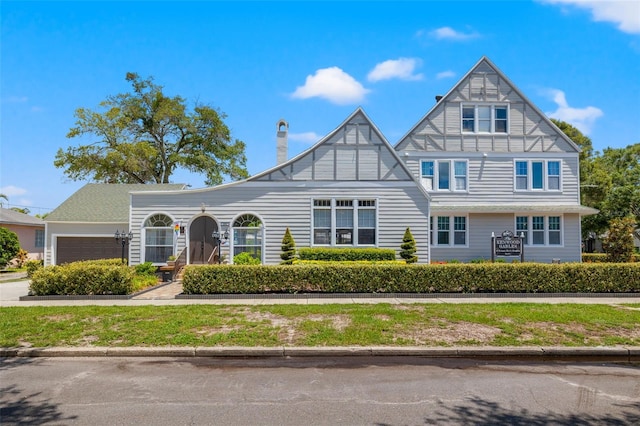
top-left (35, 229), bottom-right (44, 248)
top-left (421, 160), bottom-right (467, 192)
top-left (515, 215), bottom-right (562, 246)
top-left (312, 198), bottom-right (377, 246)
top-left (430, 215), bottom-right (468, 246)
top-left (462, 104), bottom-right (508, 133)
top-left (514, 160), bottom-right (561, 191)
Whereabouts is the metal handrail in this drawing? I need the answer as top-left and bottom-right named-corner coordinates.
top-left (207, 245), bottom-right (218, 264)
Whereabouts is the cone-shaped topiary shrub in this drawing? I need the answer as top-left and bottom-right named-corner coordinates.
top-left (280, 227), bottom-right (297, 264)
top-left (400, 227), bottom-right (418, 264)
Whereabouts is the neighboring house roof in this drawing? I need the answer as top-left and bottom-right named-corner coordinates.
top-left (0, 207), bottom-right (45, 227)
top-left (46, 183), bottom-right (186, 222)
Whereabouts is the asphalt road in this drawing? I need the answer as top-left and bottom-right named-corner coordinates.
top-left (2, 356), bottom-right (639, 425)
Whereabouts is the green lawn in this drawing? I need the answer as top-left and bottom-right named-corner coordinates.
top-left (2, 303), bottom-right (639, 348)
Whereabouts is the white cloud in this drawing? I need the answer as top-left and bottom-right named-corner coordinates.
top-left (429, 26), bottom-right (480, 41)
top-left (0, 185), bottom-right (27, 197)
top-left (289, 132), bottom-right (321, 144)
top-left (436, 70), bottom-right (456, 79)
top-left (291, 67), bottom-right (370, 105)
top-left (2, 96), bottom-right (28, 103)
top-left (540, 0), bottom-right (640, 34)
top-left (367, 58), bottom-right (424, 82)
top-left (544, 88), bottom-right (603, 135)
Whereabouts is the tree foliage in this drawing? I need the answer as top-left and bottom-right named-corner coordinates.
top-left (553, 119), bottom-right (639, 240)
top-left (280, 227), bottom-right (297, 265)
top-left (400, 227), bottom-right (417, 264)
top-left (602, 216), bottom-right (636, 262)
top-left (55, 73), bottom-right (248, 186)
top-left (0, 227), bottom-right (21, 268)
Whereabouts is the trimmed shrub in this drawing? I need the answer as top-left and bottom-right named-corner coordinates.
top-left (280, 227), bottom-right (296, 265)
top-left (25, 259), bottom-right (44, 277)
top-left (582, 253), bottom-right (639, 263)
top-left (298, 247), bottom-right (396, 262)
top-left (29, 260), bottom-right (135, 295)
top-left (135, 261), bottom-right (157, 276)
top-left (182, 263), bottom-right (640, 295)
top-left (234, 251), bottom-right (261, 265)
top-left (400, 227), bottom-right (417, 263)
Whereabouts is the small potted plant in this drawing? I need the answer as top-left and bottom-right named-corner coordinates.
top-left (167, 255), bottom-right (176, 266)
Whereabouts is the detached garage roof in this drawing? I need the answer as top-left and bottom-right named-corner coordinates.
top-left (46, 183), bottom-right (186, 223)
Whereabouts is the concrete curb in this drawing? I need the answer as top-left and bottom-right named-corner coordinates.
top-left (2, 346), bottom-right (639, 362)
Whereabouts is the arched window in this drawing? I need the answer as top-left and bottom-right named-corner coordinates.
top-left (232, 214), bottom-right (263, 263)
top-left (144, 214), bottom-right (173, 263)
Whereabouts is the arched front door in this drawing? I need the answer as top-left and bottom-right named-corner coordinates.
top-left (189, 216), bottom-right (217, 264)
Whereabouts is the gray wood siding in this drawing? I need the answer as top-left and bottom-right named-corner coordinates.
top-left (130, 182), bottom-right (430, 265)
top-left (255, 110), bottom-right (414, 182)
top-left (431, 213), bottom-right (582, 263)
top-left (403, 154), bottom-right (580, 205)
top-left (396, 59), bottom-right (579, 155)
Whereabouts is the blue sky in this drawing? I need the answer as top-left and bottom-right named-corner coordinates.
top-left (1, 0), bottom-right (639, 214)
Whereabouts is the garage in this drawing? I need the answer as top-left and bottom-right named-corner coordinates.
top-left (56, 237), bottom-right (123, 264)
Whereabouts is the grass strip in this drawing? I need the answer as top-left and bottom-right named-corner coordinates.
top-left (1, 304), bottom-right (639, 348)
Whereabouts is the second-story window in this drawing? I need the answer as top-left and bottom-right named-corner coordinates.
top-left (421, 160), bottom-right (468, 192)
top-left (462, 104), bottom-right (508, 133)
top-left (514, 160), bottom-right (562, 191)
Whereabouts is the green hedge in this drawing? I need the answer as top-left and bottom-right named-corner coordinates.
top-left (298, 247), bottom-right (396, 262)
top-left (582, 253), bottom-right (640, 263)
top-left (29, 260), bottom-right (135, 296)
top-left (182, 263), bottom-right (640, 294)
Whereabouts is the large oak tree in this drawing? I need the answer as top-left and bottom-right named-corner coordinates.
top-left (55, 73), bottom-right (248, 185)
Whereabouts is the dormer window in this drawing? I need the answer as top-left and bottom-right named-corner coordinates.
top-left (462, 104), bottom-right (508, 133)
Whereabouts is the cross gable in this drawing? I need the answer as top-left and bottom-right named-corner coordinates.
top-left (395, 57), bottom-right (581, 154)
top-left (251, 108), bottom-right (417, 182)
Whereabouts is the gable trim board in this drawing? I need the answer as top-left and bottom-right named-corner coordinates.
top-left (394, 56), bottom-right (581, 154)
top-left (47, 57), bottom-right (595, 266)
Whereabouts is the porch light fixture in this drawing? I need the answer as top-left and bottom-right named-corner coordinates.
top-left (115, 230), bottom-right (133, 265)
top-left (212, 223), bottom-right (229, 264)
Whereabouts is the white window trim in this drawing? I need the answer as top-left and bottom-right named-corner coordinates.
top-left (513, 159), bottom-right (563, 192)
top-left (230, 212), bottom-right (265, 264)
top-left (141, 212), bottom-right (176, 265)
top-left (461, 103), bottom-right (509, 134)
top-left (311, 198), bottom-right (378, 247)
top-left (430, 215), bottom-right (469, 248)
top-left (514, 215), bottom-right (564, 247)
top-left (421, 160), bottom-right (469, 193)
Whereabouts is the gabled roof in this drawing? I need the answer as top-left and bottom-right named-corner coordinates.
top-left (249, 107), bottom-right (422, 184)
top-left (394, 56), bottom-right (581, 153)
top-left (46, 183), bottom-right (186, 222)
top-left (0, 207), bottom-right (45, 227)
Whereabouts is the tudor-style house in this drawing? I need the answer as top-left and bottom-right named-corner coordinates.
top-left (44, 57), bottom-right (596, 266)
top-left (395, 56), bottom-right (596, 262)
